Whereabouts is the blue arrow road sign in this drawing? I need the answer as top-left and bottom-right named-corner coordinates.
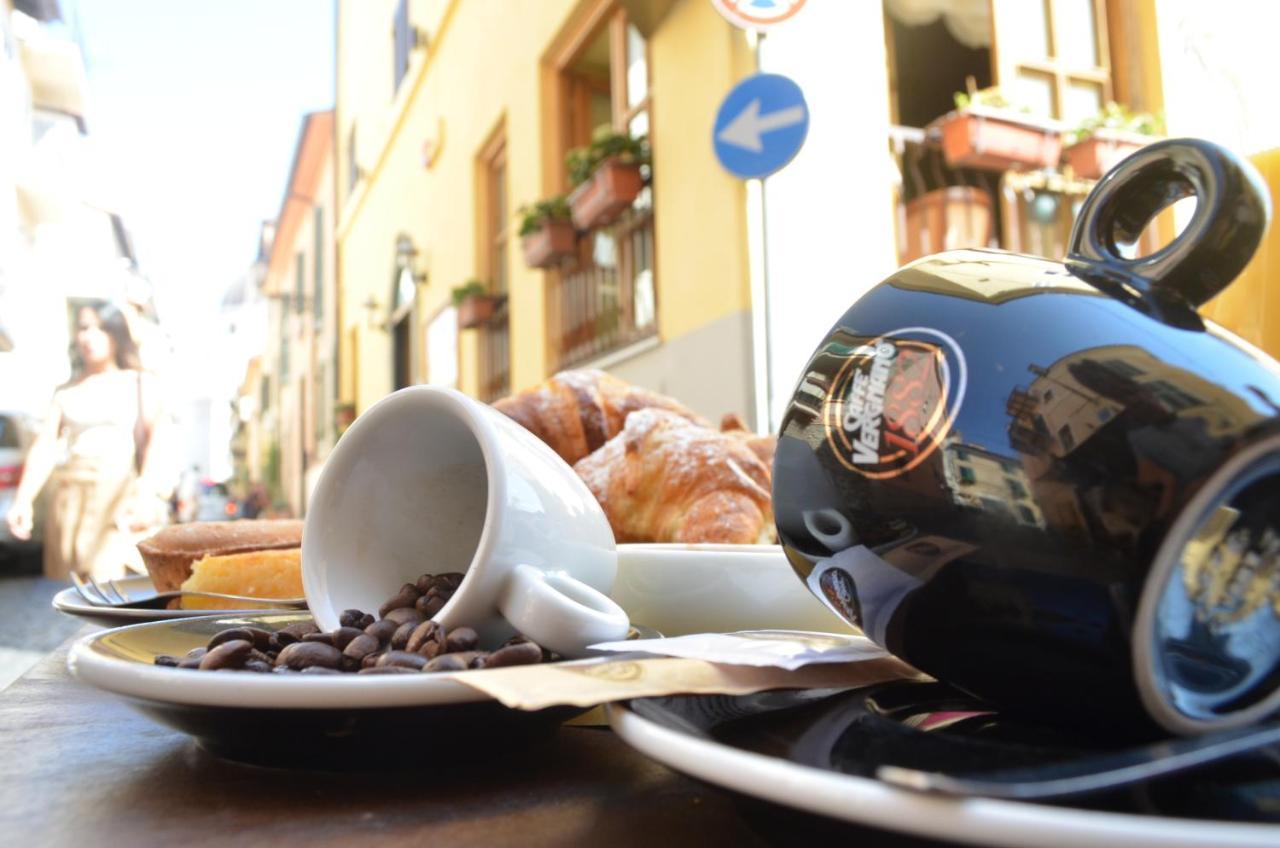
top-left (713, 73), bottom-right (809, 179)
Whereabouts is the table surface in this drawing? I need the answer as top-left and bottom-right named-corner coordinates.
top-left (0, 628), bottom-right (956, 848)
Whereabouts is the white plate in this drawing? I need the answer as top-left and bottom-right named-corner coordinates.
top-left (614, 543), bottom-right (854, 636)
top-left (608, 698), bottom-right (1280, 848)
top-left (51, 575), bottom-right (302, 625)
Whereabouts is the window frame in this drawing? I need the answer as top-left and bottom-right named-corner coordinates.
top-left (991, 0), bottom-right (1112, 123)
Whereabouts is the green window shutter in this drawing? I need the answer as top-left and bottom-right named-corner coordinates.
top-left (294, 252), bottom-right (305, 314)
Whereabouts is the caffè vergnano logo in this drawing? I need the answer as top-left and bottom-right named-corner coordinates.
top-left (823, 327), bottom-right (966, 479)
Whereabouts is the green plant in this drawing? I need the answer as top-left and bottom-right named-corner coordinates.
top-left (953, 86), bottom-right (1031, 114)
top-left (566, 126), bottom-right (650, 187)
top-left (517, 196), bottom-right (571, 237)
top-left (1067, 102), bottom-right (1164, 145)
top-left (450, 279), bottom-right (489, 306)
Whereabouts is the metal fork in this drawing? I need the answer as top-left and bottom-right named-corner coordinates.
top-left (70, 573), bottom-right (307, 609)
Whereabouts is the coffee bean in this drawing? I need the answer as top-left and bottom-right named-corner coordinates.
top-left (450, 650), bottom-right (487, 669)
top-left (383, 607), bottom-right (424, 628)
top-left (275, 641), bottom-right (343, 671)
top-left (331, 626), bottom-right (363, 650)
top-left (301, 632), bottom-right (335, 646)
top-left (361, 649), bottom-right (385, 669)
top-left (339, 609), bottom-right (367, 628)
top-left (243, 659), bottom-right (274, 673)
top-left (390, 621), bottom-right (416, 650)
top-left (154, 655), bottom-right (180, 667)
top-left (378, 583), bottom-right (422, 618)
top-left (377, 650), bottom-right (428, 670)
top-left (247, 648), bottom-right (274, 665)
top-left (445, 627), bottom-right (478, 653)
top-left (406, 620), bottom-right (445, 656)
top-left (418, 594), bottom-right (447, 618)
top-left (199, 640), bottom-right (252, 671)
top-left (282, 622), bottom-right (320, 639)
top-left (364, 618), bottom-right (398, 643)
top-left (300, 666), bottom-right (342, 675)
top-left (177, 656), bottom-right (204, 669)
top-left (358, 665), bottom-right (420, 674)
top-left (209, 627), bottom-right (271, 652)
top-left (485, 641), bottom-right (543, 668)
top-left (343, 633), bottom-right (380, 661)
top-left (422, 653), bottom-right (469, 673)
top-left (185, 646), bottom-right (208, 660)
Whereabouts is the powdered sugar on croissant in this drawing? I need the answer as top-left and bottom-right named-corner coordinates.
top-left (574, 408), bottom-right (775, 544)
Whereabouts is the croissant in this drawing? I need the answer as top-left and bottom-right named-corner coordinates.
top-left (719, 412), bottom-right (778, 473)
top-left (574, 408), bottom-right (775, 544)
top-left (492, 369), bottom-right (706, 465)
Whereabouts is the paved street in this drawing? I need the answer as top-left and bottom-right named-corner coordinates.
top-left (0, 567), bottom-right (83, 691)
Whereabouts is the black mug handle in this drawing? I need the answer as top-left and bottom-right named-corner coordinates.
top-left (1066, 138), bottom-right (1271, 326)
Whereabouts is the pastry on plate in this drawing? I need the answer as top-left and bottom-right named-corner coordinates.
top-left (136, 520), bottom-right (303, 594)
top-left (574, 408), bottom-right (775, 545)
top-left (492, 368), bottom-right (707, 465)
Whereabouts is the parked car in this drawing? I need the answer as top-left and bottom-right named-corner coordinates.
top-left (0, 411), bottom-right (45, 563)
top-left (194, 480), bottom-right (239, 522)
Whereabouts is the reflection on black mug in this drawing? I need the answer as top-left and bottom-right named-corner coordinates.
top-left (774, 138), bottom-right (1279, 736)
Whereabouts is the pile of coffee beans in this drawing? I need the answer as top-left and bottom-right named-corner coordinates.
top-left (154, 571), bottom-right (551, 675)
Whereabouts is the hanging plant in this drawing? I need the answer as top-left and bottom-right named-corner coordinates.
top-left (566, 128), bottom-right (650, 229)
top-left (518, 196), bottom-right (577, 268)
top-left (933, 85), bottom-right (1063, 172)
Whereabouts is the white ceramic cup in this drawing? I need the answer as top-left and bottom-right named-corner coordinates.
top-left (302, 386), bottom-right (630, 657)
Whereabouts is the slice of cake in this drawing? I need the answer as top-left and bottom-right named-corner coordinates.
top-left (179, 548), bottom-right (304, 610)
top-left (137, 520), bottom-right (304, 592)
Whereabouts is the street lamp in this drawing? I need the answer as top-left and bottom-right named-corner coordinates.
top-left (395, 233), bottom-right (428, 285)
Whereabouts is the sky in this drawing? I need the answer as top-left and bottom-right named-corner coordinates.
top-left (66, 0), bottom-right (335, 399)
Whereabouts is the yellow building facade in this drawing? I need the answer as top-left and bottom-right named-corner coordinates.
top-left (260, 111), bottom-right (339, 516)
top-left (336, 0), bottom-right (760, 424)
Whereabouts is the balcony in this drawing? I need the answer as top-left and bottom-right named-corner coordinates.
top-left (478, 298), bottom-right (510, 402)
top-left (549, 203), bottom-right (655, 371)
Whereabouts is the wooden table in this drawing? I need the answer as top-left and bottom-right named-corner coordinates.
top-left (0, 630), bottom-right (951, 848)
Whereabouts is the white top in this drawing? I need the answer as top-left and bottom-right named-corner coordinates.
top-left (55, 370), bottom-right (142, 463)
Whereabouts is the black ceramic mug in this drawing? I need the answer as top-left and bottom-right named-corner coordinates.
top-left (774, 138), bottom-right (1279, 736)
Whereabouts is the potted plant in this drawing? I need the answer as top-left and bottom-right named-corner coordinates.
top-left (452, 280), bottom-right (498, 330)
top-left (1063, 102), bottom-right (1162, 180)
top-left (518, 196), bottom-right (577, 268)
top-left (334, 402), bottom-right (357, 433)
top-left (566, 128), bottom-right (649, 230)
top-left (933, 86), bottom-right (1063, 172)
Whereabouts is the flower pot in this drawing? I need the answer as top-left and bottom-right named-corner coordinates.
top-left (936, 108), bottom-right (1062, 172)
top-left (521, 218), bottom-right (578, 268)
top-left (456, 294), bottom-right (497, 330)
top-left (901, 186), bottom-right (993, 263)
top-left (1063, 130), bottom-right (1151, 180)
top-left (568, 157), bottom-right (645, 230)
top-left (334, 404), bottom-right (357, 431)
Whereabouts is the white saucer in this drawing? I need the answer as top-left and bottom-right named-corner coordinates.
top-left (52, 575), bottom-right (302, 625)
top-left (614, 543), bottom-right (854, 636)
top-left (67, 612), bottom-right (619, 766)
top-left (608, 699), bottom-right (1280, 848)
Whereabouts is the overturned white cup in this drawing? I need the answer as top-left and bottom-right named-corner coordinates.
top-left (302, 386), bottom-right (630, 657)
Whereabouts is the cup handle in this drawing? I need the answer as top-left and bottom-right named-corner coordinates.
top-left (497, 563), bottom-right (631, 658)
top-left (1065, 137), bottom-right (1271, 327)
